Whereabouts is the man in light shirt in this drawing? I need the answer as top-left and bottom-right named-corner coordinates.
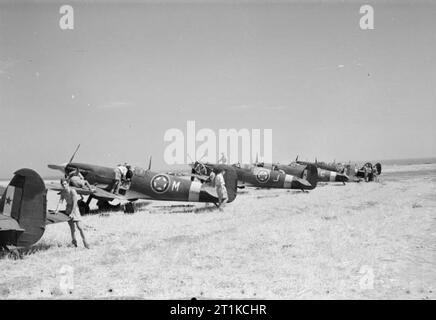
top-left (112, 164), bottom-right (128, 194)
top-left (214, 168), bottom-right (228, 209)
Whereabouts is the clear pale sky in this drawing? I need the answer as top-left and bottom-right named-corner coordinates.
top-left (0, 0), bottom-right (435, 178)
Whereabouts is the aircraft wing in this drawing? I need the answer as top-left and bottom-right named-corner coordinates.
top-left (0, 214), bottom-right (24, 232)
top-left (46, 182), bottom-right (126, 201)
top-left (45, 210), bottom-right (71, 225)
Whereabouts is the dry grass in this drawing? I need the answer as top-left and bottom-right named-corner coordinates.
top-left (1, 165), bottom-right (435, 299)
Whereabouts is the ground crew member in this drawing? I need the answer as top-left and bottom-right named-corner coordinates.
top-left (207, 170), bottom-right (216, 187)
top-left (112, 164), bottom-right (127, 194)
top-left (214, 168), bottom-right (228, 208)
top-left (67, 168), bottom-right (94, 191)
top-left (364, 163), bottom-right (373, 182)
top-left (54, 178), bottom-right (90, 249)
top-left (372, 165), bottom-right (379, 182)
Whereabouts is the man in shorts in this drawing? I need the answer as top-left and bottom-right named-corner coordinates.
top-left (111, 164), bottom-right (128, 194)
top-left (55, 178), bottom-right (90, 249)
top-left (214, 168), bottom-right (228, 209)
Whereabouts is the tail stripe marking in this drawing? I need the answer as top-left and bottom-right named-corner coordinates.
top-left (188, 181), bottom-right (201, 202)
top-left (330, 172), bottom-right (337, 182)
top-left (283, 175), bottom-right (294, 188)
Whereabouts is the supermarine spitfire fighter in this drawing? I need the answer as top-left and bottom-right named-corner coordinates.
top-left (48, 158), bottom-right (238, 214)
top-left (191, 161), bottom-right (317, 191)
top-left (0, 168), bottom-right (70, 253)
top-left (344, 162), bottom-right (382, 182)
top-left (293, 156), bottom-right (349, 183)
top-left (254, 162), bottom-right (318, 190)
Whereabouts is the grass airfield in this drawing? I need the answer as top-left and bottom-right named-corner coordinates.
top-left (1, 164), bottom-right (435, 299)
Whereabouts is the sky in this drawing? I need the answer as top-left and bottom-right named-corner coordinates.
top-left (0, 0), bottom-right (435, 178)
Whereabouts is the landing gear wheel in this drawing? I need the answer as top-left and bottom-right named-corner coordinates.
top-left (78, 200), bottom-right (90, 215)
top-left (124, 202), bottom-right (135, 214)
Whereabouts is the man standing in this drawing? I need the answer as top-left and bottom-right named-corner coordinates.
top-left (111, 164), bottom-right (127, 194)
top-left (55, 178), bottom-right (90, 249)
top-left (214, 169), bottom-right (228, 209)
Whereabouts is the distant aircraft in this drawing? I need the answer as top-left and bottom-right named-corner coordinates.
top-left (191, 161), bottom-right (316, 191)
top-left (293, 156), bottom-right (349, 183)
top-left (256, 162), bottom-right (318, 190)
top-left (345, 162), bottom-right (382, 182)
top-left (48, 148), bottom-right (238, 213)
top-left (0, 168), bottom-right (70, 252)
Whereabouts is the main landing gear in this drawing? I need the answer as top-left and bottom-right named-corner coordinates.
top-left (77, 195), bottom-right (93, 215)
top-left (124, 202), bottom-right (135, 214)
top-left (77, 197), bottom-right (135, 214)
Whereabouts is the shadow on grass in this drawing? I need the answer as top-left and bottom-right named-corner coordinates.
top-left (1, 243), bottom-right (54, 260)
top-left (20, 243), bottom-right (54, 256)
top-left (148, 204), bottom-right (197, 214)
top-left (84, 201), bottom-right (153, 216)
top-left (194, 205), bottom-right (220, 214)
top-left (257, 194), bottom-right (280, 199)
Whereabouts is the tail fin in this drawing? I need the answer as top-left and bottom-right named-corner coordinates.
top-left (303, 163), bottom-right (318, 189)
top-left (223, 167), bottom-right (238, 203)
top-left (0, 168), bottom-right (47, 247)
top-left (375, 163), bottom-right (382, 175)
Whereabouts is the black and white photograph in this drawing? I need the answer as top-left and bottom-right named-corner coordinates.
top-left (0, 0), bottom-right (435, 302)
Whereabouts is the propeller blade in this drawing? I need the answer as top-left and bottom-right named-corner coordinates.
top-left (187, 153), bottom-right (195, 165)
top-left (198, 150), bottom-right (207, 162)
top-left (148, 156), bottom-right (152, 170)
top-left (68, 144), bottom-right (81, 164)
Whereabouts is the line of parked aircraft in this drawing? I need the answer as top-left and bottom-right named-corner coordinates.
top-left (0, 145), bottom-right (381, 253)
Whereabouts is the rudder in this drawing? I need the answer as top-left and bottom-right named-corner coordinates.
top-left (0, 168), bottom-right (47, 247)
top-left (223, 167), bottom-right (238, 203)
top-left (303, 164), bottom-right (318, 189)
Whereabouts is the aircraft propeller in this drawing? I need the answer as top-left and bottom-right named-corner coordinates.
top-left (147, 156), bottom-right (152, 170)
top-left (69, 144), bottom-right (81, 164)
top-left (48, 144), bottom-right (81, 174)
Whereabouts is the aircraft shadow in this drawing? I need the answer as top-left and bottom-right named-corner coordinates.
top-left (149, 204), bottom-right (198, 214)
top-left (256, 194), bottom-right (280, 199)
top-left (84, 201), bottom-right (153, 215)
top-left (193, 205), bottom-right (220, 214)
top-left (0, 243), bottom-right (53, 259)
